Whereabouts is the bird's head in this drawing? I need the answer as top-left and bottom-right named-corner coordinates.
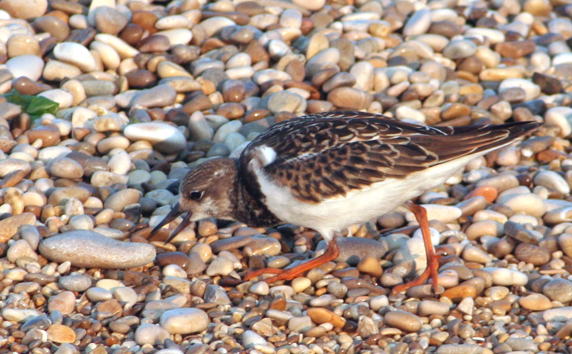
top-left (151, 157), bottom-right (238, 240)
top-left (178, 157), bottom-right (237, 220)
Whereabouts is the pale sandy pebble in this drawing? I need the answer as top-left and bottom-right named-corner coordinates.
top-left (200, 17), bottom-right (236, 37)
top-left (158, 77), bottom-right (200, 92)
top-left (437, 344), bottom-right (484, 354)
top-left (462, 246), bottom-right (492, 264)
top-left (495, 146), bottom-right (520, 166)
top-left (156, 29), bottom-right (193, 46)
top-left (58, 274), bottom-right (92, 292)
top-left (38, 147), bottom-right (72, 162)
top-left (53, 42), bottom-right (96, 72)
top-left (39, 230), bottom-right (155, 268)
top-left (226, 53), bottom-right (251, 69)
top-left (442, 40), bottom-right (477, 59)
top-left (243, 330), bottom-right (268, 348)
top-left (87, 0), bottom-right (115, 25)
top-left (291, 0), bottom-right (325, 11)
top-left (69, 14), bottom-right (88, 29)
top-left (465, 28), bottom-right (505, 44)
top-left (291, 277), bottom-right (312, 293)
top-left (481, 267), bottom-right (528, 286)
top-left (7, 239), bottom-right (38, 263)
top-left (48, 157), bottom-right (83, 179)
top-left (543, 307), bottom-right (572, 322)
top-left (205, 257), bottom-right (234, 276)
top-left (415, 34), bottom-right (449, 52)
top-left (253, 69), bottom-right (293, 85)
top-left (457, 297), bottom-right (474, 315)
top-left (135, 323), bottom-right (170, 345)
top-left (155, 15), bottom-right (193, 30)
top-left (42, 60), bottom-right (82, 82)
top-left (91, 114), bottom-right (128, 132)
top-left (498, 193), bottom-right (546, 217)
top-left (249, 282), bottom-right (270, 296)
top-left (396, 106), bottom-right (426, 122)
top-left (544, 106), bottom-right (572, 137)
top-left (418, 300), bottom-right (450, 316)
top-left (226, 66), bottom-right (256, 80)
top-left (403, 8), bottom-right (431, 36)
top-left (113, 287), bottom-right (138, 306)
top-left (107, 150), bottom-right (131, 175)
top-left (38, 89), bottom-right (74, 109)
top-left (213, 120), bottom-right (243, 143)
top-left (2, 308), bottom-right (42, 323)
top-left (0, 158), bottom-right (31, 177)
top-left (124, 122), bottom-right (185, 154)
top-left (384, 311), bottom-right (422, 332)
top-left (130, 84), bottom-right (177, 108)
top-left (370, 295), bottom-right (389, 312)
top-left (6, 54), bottom-right (44, 81)
top-left (95, 34), bottom-right (139, 58)
top-left (534, 170), bottom-right (570, 195)
top-left (90, 41), bottom-right (120, 70)
top-left (47, 291), bottom-right (76, 315)
top-left (160, 308), bottom-right (209, 334)
top-left (498, 78), bottom-right (540, 101)
top-left (305, 48), bottom-right (340, 76)
top-left (158, 62), bottom-right (193, 80)
top-left (553, 52), bottom-right (572, 65)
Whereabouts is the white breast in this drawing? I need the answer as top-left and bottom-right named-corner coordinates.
top-left (252, 153), bottom-right (484, 242)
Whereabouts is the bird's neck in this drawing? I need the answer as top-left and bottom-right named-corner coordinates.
top-left (231, 160), bottom-right (281, 228)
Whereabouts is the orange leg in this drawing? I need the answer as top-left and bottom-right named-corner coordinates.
top-left (391, 202), bottom-right (441, 295)
top-left (244, 237), bottom-right (340, 283)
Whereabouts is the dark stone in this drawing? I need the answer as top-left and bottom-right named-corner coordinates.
top-left (532, 72), bottom-right (563, 95)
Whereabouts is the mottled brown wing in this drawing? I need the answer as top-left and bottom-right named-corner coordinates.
top-left (240, 111), bottom-right (539, 204)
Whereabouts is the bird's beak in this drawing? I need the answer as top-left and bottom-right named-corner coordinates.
top-left (150, 202), bottom-right (193, 243)
top-left (165, 212), bottom-right (192, 243)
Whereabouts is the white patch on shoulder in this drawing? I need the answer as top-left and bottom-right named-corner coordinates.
top-left (254, 145), bottom-right (277, 167)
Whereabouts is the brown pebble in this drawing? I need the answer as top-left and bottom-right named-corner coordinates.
top-left (441, 285), bottom-right (477, 302)
top-left (47, 324), bottom-right (76, 343)
top-left (155, 252), bottom-right (191, 270)
top-left (514, 243), bottom-right (550, 265)
top-left (384, 310), bottom-right (422, 332)
top-left (307, 308), bottom-right (345, 328)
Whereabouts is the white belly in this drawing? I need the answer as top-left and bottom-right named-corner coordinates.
top-left (254, 154), bottom-right (480, 239)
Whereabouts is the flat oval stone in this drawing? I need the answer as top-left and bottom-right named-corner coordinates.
top-left (6, 55), bottom-right (44, 81)
top-left (519, 293), bottom-right (551, 311)
top-left (39, 230), bottom-right (156, 269)
top-left (58, 275), bottom-right (92, 292)
top-left (543, 278), bottom-right (572, 302)
top-left (159, 308), bottom-right (209, 334)
top-left (0, 213), bottom-right (36, 243)
top-left (481, 267), bottom-right (528, 286)
top-left (131, 84), bottom-right (177, 108)
top-left (124, 122), bottom-right (186, 154)
top-left (544, 307), bottom-right (572, 322)
top-left (384, 310), bottom-right (422, 332)
top-left (53, 42), bottom-right (96, 72)
top-left (135, 323), bottom-right (170, 345)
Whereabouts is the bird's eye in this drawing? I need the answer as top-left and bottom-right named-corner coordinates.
top-left (189, 190), bottom-right (204, 201)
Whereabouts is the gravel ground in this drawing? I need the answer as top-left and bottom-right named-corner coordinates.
top-left (0, 0), bottom-right (571, 353)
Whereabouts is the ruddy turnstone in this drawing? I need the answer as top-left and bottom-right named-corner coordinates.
top-left (152, 111), bottom-right (540, 294)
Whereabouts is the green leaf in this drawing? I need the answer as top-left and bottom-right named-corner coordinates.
top-left (2, 90), bottom-right (59, 122)
top-left (27, 96), bottom-right (59, 120)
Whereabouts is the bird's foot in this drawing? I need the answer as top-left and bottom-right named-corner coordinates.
top-left (243, 237), bottom-right (340, 283)
top-left (390, 253), bottom-right (443, 295)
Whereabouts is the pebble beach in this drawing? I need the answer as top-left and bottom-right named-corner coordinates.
top-left (0, 0), bottom-right (571, 353)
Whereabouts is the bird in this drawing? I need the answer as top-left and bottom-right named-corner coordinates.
top-left (151, 111), bottom-right (541, 294)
